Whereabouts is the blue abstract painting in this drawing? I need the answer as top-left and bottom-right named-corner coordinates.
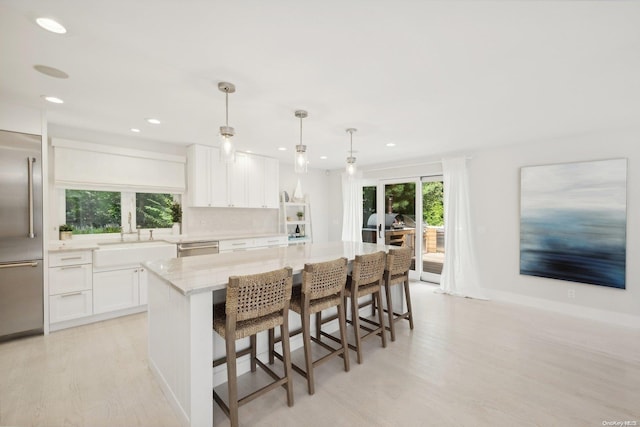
top-left (520, 158), bottom-right (627, 289)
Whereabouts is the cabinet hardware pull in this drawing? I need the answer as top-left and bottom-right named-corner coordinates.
top-left (0, 261), bottom-right (38, 269)
top-left (60, 291), bottom-right (83, 297)
top-left (61, 256), bottom-right (82, 261)
top-left (231, 243), bottom-right (246, 246)
top-left (60, 265), bottom-right (83, 270)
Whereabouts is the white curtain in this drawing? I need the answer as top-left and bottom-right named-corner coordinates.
top-left (439, 157), bottom-right (487, 299)
top-left (341, 173), bottom-right (363, 242)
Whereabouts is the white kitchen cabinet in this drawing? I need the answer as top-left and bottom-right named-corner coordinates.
top-left (219, 235), bottom-right (288, 253)
top-left (187, 144), bottom-right (212, 207)
top-left (49, 290), bottom-right (93, 323)
top-left (93, 268), bottom-right (140, 314)
top-left (187, 144), bottom-right (279, 209)
top-left (228, 152), bottom-right (249, 207)
top-left (246, 155), bottom-right (279, 208)
top-left (138, 267), bottom-right (149, 305)
top-left (49, 250), bottom-right (93, 324)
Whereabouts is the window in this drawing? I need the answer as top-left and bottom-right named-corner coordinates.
top-left (66, 190), bottom-right (121, 234)
top-left (136, 193), bottom-right (173, 228)
top-left (64, 190), bottom-right (177, 234)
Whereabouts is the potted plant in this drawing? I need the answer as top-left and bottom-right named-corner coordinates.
top-left (170, 201), bottom-right (182, 235)
top-left (296, 211), bottom-right (304, 221)
top-left (59, 224), bottom-right (73, 240)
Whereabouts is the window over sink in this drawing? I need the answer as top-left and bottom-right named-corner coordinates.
top-left (63, 189), bottom-right (178, 234)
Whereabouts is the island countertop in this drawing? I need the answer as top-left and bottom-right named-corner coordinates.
top-left (144, 241), bottom-right (389, 296)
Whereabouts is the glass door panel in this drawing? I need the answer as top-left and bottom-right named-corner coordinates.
top-left (380, 180), bottom-right (418, 274)
top-left (420, 176), bottom-right (444, 283)
top-left (361, 185), bottom-right (377, 243)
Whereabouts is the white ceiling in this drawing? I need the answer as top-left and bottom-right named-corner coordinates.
top-left (1, 1), bottom-right (639, 170)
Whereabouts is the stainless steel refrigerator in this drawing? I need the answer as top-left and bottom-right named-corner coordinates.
top-left (0, 129), bottom-right (44, 340)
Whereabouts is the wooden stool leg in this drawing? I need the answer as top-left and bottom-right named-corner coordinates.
top-left (280, 322), bottom-right (294, 406)
top-left (301, 312), bottom-right (314, 395)
top-left (315, 312), bottom-right (322, 340)
top-left (226, 333), bottom-right (239, 427)
top-left (384, 283), bottom-right (396, 341)
top-left (268, 328), bottom-right (275, 364)
top-left (350, 295), bottom-right (363, 364)
top-left (404, 279), bottom-right (414, 329)
top-left (375, 291), bottom-right (387, 348)
top-left (250, 334), bottom-right (257, 372)
top-left (337, 302), bottom-right (350, 372)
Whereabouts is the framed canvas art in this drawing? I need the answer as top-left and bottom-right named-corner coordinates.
top-left (520, 158), bottom-right (627, 289)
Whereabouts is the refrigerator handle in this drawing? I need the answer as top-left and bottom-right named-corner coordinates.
top-left (0, 261), bottom-right (39, 269)
top-left (27, 157), bottom-right (35, 238)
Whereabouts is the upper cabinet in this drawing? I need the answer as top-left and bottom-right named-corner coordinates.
top-left (187, 144), bottom-right (279, 209)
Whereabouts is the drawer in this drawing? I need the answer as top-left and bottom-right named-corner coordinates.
top-left (219, 239), bottom-right (254, 252)
top-left (49, 264), bottom-right (93, 295)
top-left (49, 251), bottom-right (92, 267)
top-left (50, 290), bottom-right (93, 323)
top-left (254, 236), bottom-right (288, 248)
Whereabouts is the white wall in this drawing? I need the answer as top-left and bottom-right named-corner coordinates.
top-left (0, 101), bottom-right (43, 135)
top-left (469, 128), bottom-right (640, 325)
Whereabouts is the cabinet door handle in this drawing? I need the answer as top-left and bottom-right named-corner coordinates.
top-left (60, 291), bottom-right (83, 297)
top-left (60, 265), bottom-right (83, 270)
top-left (140, 268), bottom-right (144, 272)
top-left (61, 256), bottom-right (82, 261)
top-left (232, 242), bottom-right (246, 246)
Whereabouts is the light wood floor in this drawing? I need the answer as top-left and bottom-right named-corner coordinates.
top-left (1, 283), bottom-right (639, 427)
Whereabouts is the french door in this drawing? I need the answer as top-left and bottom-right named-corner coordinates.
top-left (420, 176), bottom-right (444, 284)
top-left (362, 175), bottom-right (444, 283)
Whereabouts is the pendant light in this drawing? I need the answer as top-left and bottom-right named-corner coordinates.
top-left (218, 82), bottom-right (236, 163)
top-left (294, 110), bottom-right (308, 174)
top-left (346, 128), bottom-right (357, 176)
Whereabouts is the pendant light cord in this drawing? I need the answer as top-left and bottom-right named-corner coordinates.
top-left (225, 91), bottom-right (229, 127)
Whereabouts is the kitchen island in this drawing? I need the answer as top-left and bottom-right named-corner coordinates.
top-left (145, 241), bottom-right (389, 427)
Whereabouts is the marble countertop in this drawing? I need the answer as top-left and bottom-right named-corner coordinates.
top-left (48, 232), bottom-right (287, 252)
top-left (144, 241), bottom-right (389, 296)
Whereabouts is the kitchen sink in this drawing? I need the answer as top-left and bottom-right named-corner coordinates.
top-left (94, 241), bottom-right (177, 268)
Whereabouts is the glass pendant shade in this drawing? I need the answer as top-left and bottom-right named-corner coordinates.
top-left (219, 126), bottom-right (235, 162)
top-left (346, 157), bottom-right (357, 175)
top-left (294, 144), bottom-right (308, 173)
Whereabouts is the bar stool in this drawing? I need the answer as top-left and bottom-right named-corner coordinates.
top-left (341, 251), bottom-right (387, 364)
top-left (272, 257), bottom-right (350, 395)
top-left (381, 247), bottom-right (414, 341)
top-left (212, 267), bottom-right (294, 427)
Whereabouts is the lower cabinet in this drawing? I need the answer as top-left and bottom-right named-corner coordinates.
top-left (49, 290), bottom-right (93, 323)
top-left (93, 267), bottom-right (146, 314)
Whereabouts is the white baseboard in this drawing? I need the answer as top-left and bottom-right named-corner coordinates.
top-left (149, 357), bottom-right (190, 427)
top-left (489, 289), bottom-right (640, 329)
top-left (49, 305), bottom-right (147, 332)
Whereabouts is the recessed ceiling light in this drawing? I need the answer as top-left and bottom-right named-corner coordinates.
top-left (146, 118), bottom-right (161, 125)
top-left (41, 95), bottom-right (64, 104)
top-left (36, 17), bottom-right (67, 34)
top-left (33, 65), bottom-right (69, 79)
top-left (386, 143), bottom-right (396, 147)
top-left (320, 156), bottom-right (328, 160)
top-left (278, 147), bottom-right (287, 151)
top-left (130, 128), bottom-right (141, 133)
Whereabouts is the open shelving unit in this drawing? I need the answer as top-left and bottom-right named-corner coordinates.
top-left (280, 201), bottom-right (312, 245)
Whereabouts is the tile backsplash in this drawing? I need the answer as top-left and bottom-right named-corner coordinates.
top-left (184, 207), bottom-right (279, 236)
